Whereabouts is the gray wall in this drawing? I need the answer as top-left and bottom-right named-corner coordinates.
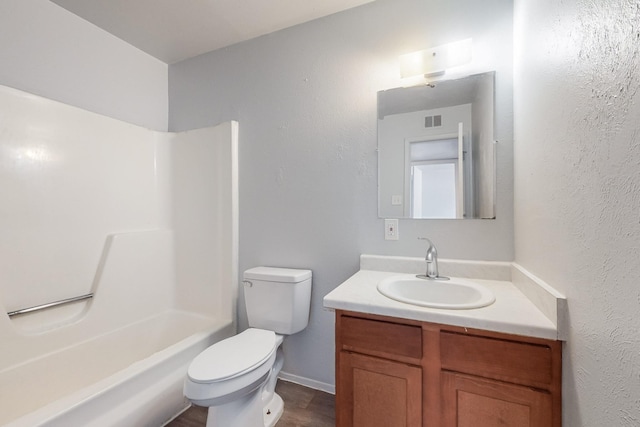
top-left (0, 0), bottom-right (167, 131)
top-left (514, 0), bottom-right (640, 425)
top-left (169, 0), bottom-right (514, 388)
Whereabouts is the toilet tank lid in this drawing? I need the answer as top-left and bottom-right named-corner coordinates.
top-left (244, 266), bottom-right (311, 283)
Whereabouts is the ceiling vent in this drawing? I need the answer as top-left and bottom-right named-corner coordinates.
top-left (425, 115), bottom-right (442, 128)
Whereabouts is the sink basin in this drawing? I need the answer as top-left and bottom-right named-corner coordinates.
top-left (377, 275), bottom-right (496, 309)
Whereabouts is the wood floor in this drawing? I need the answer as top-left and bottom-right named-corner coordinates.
top-left (167, 380), bottom-right (335, 427)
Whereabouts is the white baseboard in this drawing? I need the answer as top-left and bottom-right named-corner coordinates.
top-left (278, 371), bottom-right (335, 395)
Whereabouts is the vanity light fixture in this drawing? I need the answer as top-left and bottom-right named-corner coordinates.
top-left (399, 38), bottom-right (472, 79)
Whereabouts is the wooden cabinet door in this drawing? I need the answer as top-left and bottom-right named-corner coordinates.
top-left (441, 372), bottom-right (553, 427)
top-left (337, 351), bottom-right (422, 427)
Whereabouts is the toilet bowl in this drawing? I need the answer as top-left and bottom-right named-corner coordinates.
top-left (183, 267), bottom-right (312, 427)
top-left (184, 328), bottom-right (284, 427)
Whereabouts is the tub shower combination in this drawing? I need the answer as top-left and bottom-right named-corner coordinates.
top-left (0, 86), bottom-right (238, 426)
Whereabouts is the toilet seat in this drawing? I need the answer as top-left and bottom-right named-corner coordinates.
top-left (188, 328), bottom-right (276, 384)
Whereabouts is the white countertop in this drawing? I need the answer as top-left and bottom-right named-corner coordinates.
top-left (323, 269), bottom-right (559, 340)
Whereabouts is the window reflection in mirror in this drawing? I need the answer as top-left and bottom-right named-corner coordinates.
top-left (378, 72), bottom-right (496, 219)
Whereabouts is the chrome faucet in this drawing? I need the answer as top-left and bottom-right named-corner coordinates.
top-left (417, 238), bottom-right (449, 280)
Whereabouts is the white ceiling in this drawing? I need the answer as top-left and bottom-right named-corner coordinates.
top-left (50, 0), bottom-right (376, 64)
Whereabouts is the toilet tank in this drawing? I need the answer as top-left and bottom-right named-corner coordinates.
top-left (243, 267), bottom-right (312, 335)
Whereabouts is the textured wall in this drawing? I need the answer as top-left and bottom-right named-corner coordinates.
top-left (0, 0), bottom-right (168, 130)
top-left (170, 0), bottom-right (513, 388)
top-left (514, 0), bottom-right (640, 425)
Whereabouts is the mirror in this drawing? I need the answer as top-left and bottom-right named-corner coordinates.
top-left (378, 72), bottom-right (496, 219)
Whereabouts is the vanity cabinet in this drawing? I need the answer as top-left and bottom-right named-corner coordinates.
top-left (335, 310), bottom-right (562, 427)
top-left (440, 372), bottom-right (552, 426)
top-left (340, 352), bottom-right (422, 426)
top-left (336, 315), bottom-right (423, 426)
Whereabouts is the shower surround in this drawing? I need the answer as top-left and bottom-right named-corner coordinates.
top-left (0, 85), bottom-right (238, 426)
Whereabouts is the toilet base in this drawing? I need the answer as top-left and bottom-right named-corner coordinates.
top-left (205, 386), bottom-right (263, 427)
top-left (203, 389), bottom-right (284, 427)
top-left (263, 392), bottom-right (284, 427)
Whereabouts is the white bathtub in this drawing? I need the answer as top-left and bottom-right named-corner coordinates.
top-left (1, 310), bottom-right (233, 427)
top-left (0, 230), bottom-right (236, 426)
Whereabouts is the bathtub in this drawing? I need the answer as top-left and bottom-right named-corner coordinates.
top-left (0, 230), bottom-right (237, 427)
top-left (0, 310), bottom-right (233, 427)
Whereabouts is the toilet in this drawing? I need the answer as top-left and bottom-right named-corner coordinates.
top-left (184, 267), bottom-right (312, 427)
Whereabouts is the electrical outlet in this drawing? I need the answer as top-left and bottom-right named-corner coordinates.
top-left (384, 219), bottom-right (399, 240)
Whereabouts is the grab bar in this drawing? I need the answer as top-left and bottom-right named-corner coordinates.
top-left (7, 293), bottom-right (94, 317)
